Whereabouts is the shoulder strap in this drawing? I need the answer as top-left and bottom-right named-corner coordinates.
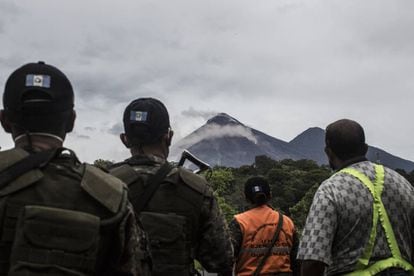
top-left (340, 165), bottom-right (414, 275)
top-left (132, 162), bottom-right (173, 214)
top-left (81, 164), bottom-right (125, 214)
top-left (253, 211), bottom-right (284, 276)
top-left (0, 149), bottom-right (56, 189)
top-left (109, 164), bottom-right (139, 185)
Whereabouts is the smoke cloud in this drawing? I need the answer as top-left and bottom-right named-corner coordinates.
top-left (175, 123), bottom-right (258, 150)
top-left (181, 107), bottom-right (219, 120)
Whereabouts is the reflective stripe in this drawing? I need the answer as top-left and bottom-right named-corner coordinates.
top-left (340, 165), bottom-right (414, 276)
top-left (234, 206), bottom-right (294, 275)
top-left (240, 246), bottom-right (291, 255)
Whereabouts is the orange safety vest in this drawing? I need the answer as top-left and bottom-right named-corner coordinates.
top-left (234, 205), bottom-right (295, 276)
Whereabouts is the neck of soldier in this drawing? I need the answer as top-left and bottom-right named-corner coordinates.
top-left (14, 133), bottom-right (64, 151)
top-left (131, 143), bottom-right (168, 160)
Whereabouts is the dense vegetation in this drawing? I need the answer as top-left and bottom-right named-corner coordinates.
top-left (207, 155), bottom-right (331, 231)
top-left (94, 155), bottom-right (414, 232)
top-left (207, 155), bottom-right (414, 232)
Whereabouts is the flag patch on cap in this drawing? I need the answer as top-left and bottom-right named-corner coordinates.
top-left (130, 111), bottom-right (148, 122)
top-left (25, 74), bottom-right (51, 88)
top-left (253, 186), bottom-right (262, 192)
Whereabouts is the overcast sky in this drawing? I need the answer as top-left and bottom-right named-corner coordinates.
top-left (1, 0), bottom-right (413, 163)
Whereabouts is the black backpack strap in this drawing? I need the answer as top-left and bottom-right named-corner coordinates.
top-left (0, 149), bottom-right (57, 189)
top-left (132, 162), bottom-right (173, 213)
top-left (253, 211), bottom-right (284, 276)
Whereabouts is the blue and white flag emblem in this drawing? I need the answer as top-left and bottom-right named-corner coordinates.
top-left (25, 74), bottom-right (51, 88)
top-left (253, 186), bottom-right (262, 192)
top-left (130, 111), bottom-right (148, 122)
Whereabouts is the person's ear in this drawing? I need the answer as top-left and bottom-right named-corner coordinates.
top-left (0, 110), bottom-right (12, 133)
top-left (325, 146), bottom-right (340, 170)
top-left (165, 129), bottom-right (174, 146)
top-left (362, 143), bottom-right (368, 155)
top-left (65, 110), bottom-right (76, 133)
top-left (324, 146), bottom-right (332, 158)
top-left (120, 133), bottom-right (131, 148)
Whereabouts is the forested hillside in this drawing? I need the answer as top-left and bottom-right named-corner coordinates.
top-left (95, 156), bottom-right (414, 232)
top-left (207, 155), bottom-right (414, 231)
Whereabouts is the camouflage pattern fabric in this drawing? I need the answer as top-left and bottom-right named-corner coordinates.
top-left (297, 161), bottom-right (414, 275)
top-left (0, 148), bottom-right (150, 276)
top-left (196, 191), bottom-right (234, 272)
top-left (229, 219), bottom-right (244, 257)
top-left (117, 203), bottom-right (152, 276)
top-left (111, 154), bottom-right (234, 275)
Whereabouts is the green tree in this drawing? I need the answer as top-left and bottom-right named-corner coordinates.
top-left (208, 168), bottom-right (237, 223)
top-left (209, 168), bottom-right (235, 195)
top-left (290, 183), bottom-right (319, 232)
top-left (255, 155), bottom-right (279, 175)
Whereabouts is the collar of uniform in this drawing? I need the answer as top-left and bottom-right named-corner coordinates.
top-left (337, 156), bottom-right (368, 171)
top-left (126, 154), bottom-right (166, 166)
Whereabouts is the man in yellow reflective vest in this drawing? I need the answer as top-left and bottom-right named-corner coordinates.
top-left (229, 176), bottom-right (298, 276)
top-left (297, 119), bottom-right (414, 276)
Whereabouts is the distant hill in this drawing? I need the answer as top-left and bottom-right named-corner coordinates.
top-left (170, 113), bottom-right (305, 167)
top-left (289, 127), bottom-right (327, 164)
top-left (289, 127), bottom-right (414, 171)
top-left (171, 113), bottom-right (414, 171)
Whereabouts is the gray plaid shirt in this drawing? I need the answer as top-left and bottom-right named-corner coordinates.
top-left (297, 161), bottom-right (414, 275)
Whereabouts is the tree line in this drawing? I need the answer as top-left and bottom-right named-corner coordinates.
top-left (94, 155), bottom-right (414, 232)
top-left (207, 155), bottom-right (414, 232)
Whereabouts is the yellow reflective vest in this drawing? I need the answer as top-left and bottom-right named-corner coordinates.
top-left (339, 165), bottom-right (413, 276)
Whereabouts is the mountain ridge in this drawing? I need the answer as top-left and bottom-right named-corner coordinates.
top-left (171, 113), bottom-right (414, 171)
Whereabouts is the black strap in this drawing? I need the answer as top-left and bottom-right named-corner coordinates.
top-left (253, 211), bottom-right (284, 276)
top-left (0, 149), bottom-right (56, 189)
top-left (132, 162), bottom-right (173, 213)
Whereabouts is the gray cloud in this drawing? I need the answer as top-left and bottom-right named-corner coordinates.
top-left (170, 123), bottom-right (258, 160)
top-left (71, 130), bottom-right (91, 140)
top-left (108, 123), bottom-right (124, 136)
top-left (0, 2), bottom-right (20, 33)
top-left (181, 107), bottom-right (218, 120)
top-left (1, 0), bottom-right (414, 162)
top-left (84, 126), bottom-right (96, 131)
top-left (176, 123), bottom-right (257, 149)
top-left (77, 135), bottom-right (91, 140)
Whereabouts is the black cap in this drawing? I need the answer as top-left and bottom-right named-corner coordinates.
top-left (3, 61), bottom-right (74, 113)
top-left (244, 176), bottom-right (270, 202)
top-left (123, 98), bottom-right (170, 145)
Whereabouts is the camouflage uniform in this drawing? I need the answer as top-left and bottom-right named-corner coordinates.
top-left (0, 147), bottom-right (150, 276)
top-left (110, 153), bottom-right (234, 276)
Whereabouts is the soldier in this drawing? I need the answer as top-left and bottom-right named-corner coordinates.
top-left (0, 61), bottom-right (150, 275)
top-left (110, 97), bottom-right (234, 276)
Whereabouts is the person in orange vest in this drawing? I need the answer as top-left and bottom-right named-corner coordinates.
top-left (229, 176), bottom-right (298, 276)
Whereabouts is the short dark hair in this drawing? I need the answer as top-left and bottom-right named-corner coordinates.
top-left (244, 176), bottom-right (270, 205)
top-left (325, 119), bottom-right (367, 160)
